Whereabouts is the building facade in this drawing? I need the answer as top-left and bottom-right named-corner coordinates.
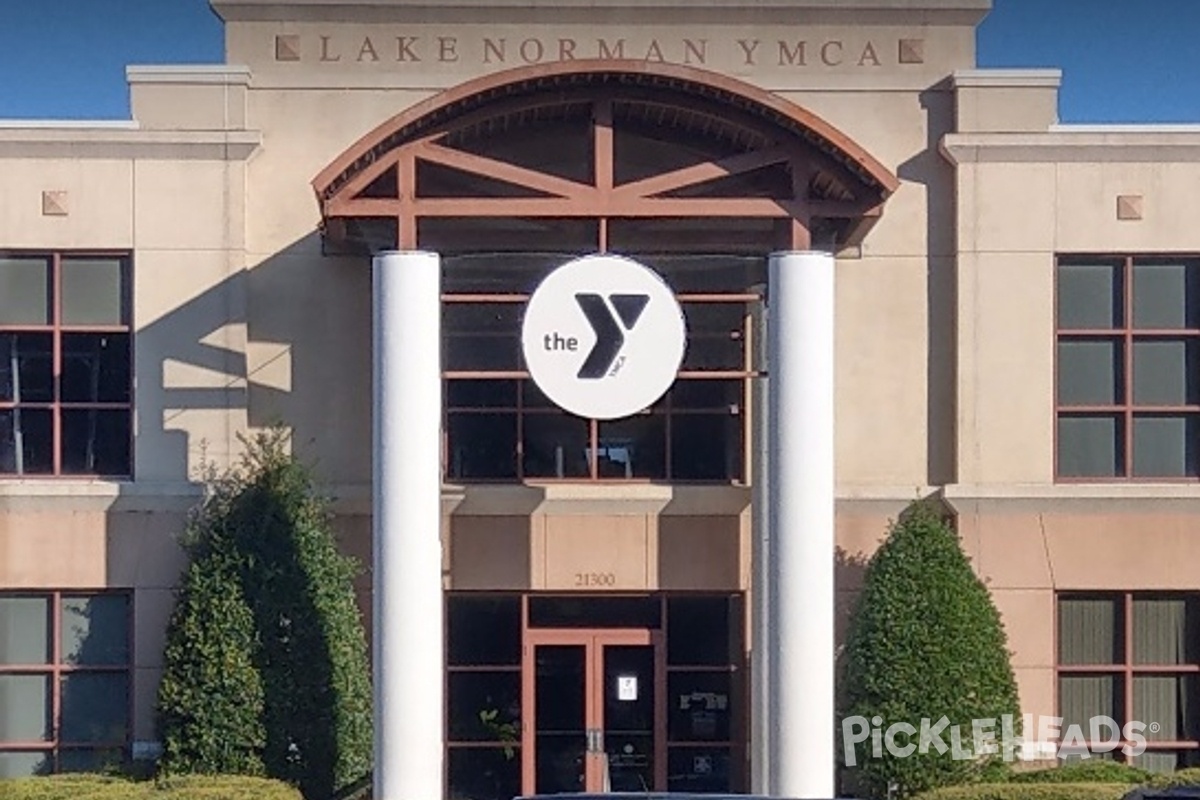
top-left (2, 0), bottom-right (1200, 794)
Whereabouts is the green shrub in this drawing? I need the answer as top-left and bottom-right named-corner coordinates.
top-left (1145, 766), bottom-right (1200, 788)
top-left (912, 783), bottom-right (1132, 800)
top-left (157, 550), bottom-right (267, 776)
top-left (156, 429), bottom-right (373, 799)
top-left (155, 774), bottom-right (304, 799)
top-left (841, 500), bottom-right (1022, 799)
top-left (1009, 761), bottom-right (1151, 784)
top-left (0, 774), bottom-right (302, 800)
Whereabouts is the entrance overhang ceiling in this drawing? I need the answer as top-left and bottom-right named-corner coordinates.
top-left (312, 60), bottom-right (900, 251)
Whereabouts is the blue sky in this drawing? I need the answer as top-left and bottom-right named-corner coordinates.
top-left (1, 0), bottom-right (1198, 123)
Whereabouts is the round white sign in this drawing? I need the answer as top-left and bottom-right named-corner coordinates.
top-left (521, 254), bottom-right (687, 420)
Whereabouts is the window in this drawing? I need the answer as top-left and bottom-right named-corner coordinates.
top-left (1056, 257), bottom-right (1200, 479)
top-left (439, 241), bottom-right (758, 484)
top-left (665, 595), bottom-right (743, 792)
top-left (446, 595), bottom-right (522, 800)
top-left (1057, 593), bottom-right (1200, 771)
top-left (1, 254), bottom-right (132, 477)
top-left (0, 592), bottom-right (132, 778)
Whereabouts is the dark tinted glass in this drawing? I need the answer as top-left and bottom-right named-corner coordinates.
top-left (528, 596), bottom-right (661, 629)
top-left (448, 672), bottom-right (521, 741)
top-left (447, 595), bottom-right (521, 666)
top-left (61, 334), bottom-right (131, 403)
top-left (447, 747), bottom-right (521, 800)
top-left (0, 333), bottom-right (53, 403)
top-left (446, 413), bottom-right (517, 479)
top-left (668, 595), bottom-right (738, 666)
top-left (61, 409), bottom-right (131, 476)
top-left (0, 409), bottom-right (54, 475)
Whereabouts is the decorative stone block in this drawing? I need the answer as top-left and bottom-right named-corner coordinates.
top-left (41, 190), bottom-right (68, 216)
top-left (898, 39), bottom-right (925, 65)
top-left (1116, 194), bottom-right (1143, 221)
top-left (275, 35), bottom-right (301, 62)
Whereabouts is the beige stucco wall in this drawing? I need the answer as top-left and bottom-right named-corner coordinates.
top-left (4, 0), bottom-right (1200, 762)
top-left (0, 123), bottom-right (255, 483)
top-left (946, 131), bottom-right (1200, 486)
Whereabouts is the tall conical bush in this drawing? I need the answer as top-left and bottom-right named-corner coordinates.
top-left (841, 500), bottom-right (1020, 799)
top-left (157, 429), bottom-right (372, 799)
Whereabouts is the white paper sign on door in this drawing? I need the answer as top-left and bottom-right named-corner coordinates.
top-left (617, 675), bottom-right (638, 701)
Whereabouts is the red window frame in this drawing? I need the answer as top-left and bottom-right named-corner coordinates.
top-left (0, 251), bottom-right (134, 478)
top-left (0, 590), bottom-right (134, 774)
top-left (1055, 254), bottom-right (1200, 481)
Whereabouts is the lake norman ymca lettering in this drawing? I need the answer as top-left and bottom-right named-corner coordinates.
top-left (291, 34), bottom-right (921, 68)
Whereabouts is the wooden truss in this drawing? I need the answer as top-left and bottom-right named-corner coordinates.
top-left (313, 61), bottom-right (900, 250)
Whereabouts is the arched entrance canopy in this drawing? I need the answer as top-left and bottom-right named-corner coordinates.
top-left (312, 60), bottom-right (899, 251)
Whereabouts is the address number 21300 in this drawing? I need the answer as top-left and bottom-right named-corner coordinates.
top-left (573, 572), bottom-right (617, 587)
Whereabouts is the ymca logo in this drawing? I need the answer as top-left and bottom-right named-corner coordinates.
top-left (522, 255), bottom-right (687, 420)
top-left (573, 293), bottom-right (649, 379)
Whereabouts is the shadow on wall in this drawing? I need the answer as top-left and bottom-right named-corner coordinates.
top-left (896, 79), bottom-right (958, 488)
top-left (15, 596), bottom-right (131, 776)
top-left (95, 230), bottom-right (375, 763)
top-left (124, 230), bottom-right (372, 491)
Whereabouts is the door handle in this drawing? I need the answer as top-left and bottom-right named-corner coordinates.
top-left (586, 728), bottom-right (604, 753)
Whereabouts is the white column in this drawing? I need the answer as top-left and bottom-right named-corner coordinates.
top-left (767, 250), bottom-right (836, 799)
top-left (749, 284), bottom-right (771, 793)
top-left (372, 250), bottom-right (444, 800)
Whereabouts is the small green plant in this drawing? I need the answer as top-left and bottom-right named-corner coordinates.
top-left (479, 708), bottom-right (520, 759)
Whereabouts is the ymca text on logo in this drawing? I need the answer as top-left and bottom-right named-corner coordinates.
top-left (842, 714), bottom-right (1158, 766)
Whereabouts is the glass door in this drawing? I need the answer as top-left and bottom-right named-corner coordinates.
top-left (522, 629), bottom-right (664, 794)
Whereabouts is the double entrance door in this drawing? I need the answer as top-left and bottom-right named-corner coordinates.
top-left (522, 628), bottom-right (665, 793)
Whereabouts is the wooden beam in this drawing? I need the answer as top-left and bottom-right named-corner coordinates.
top-left (613, 145), bottom-right (794, 200)
top-left (413, 141), bottom-right (594, 200)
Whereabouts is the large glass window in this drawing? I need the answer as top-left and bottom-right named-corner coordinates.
top-left (444, 593), bottom-right (746, 795)
top-left (438, 238), bottom-right (760, 484)
top-left (1057, 593), bottom-right (1200, 771)
top-left (1056, 257), bottom-right (1200, 479)
top-left (0, 254), bottom-right (132, 478)
top-left (0, 592), bottom-right (132, 777)
top-left (446, 595), bottom-right (523, 800)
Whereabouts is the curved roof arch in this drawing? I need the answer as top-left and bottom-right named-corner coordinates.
top-left (312, 59), bottom-right (899, 215)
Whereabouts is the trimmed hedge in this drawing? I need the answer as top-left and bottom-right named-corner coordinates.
top-left (1145, 767), bottom-right (1200, 788)
top-left (912, 782), bottom-right (1132, 800)
top-left (0, 774), bottom-right (302, 800)
top-left (841, 500), bottom-right (1022, 798)
top-left (1009, 762), bottom-right (1152, 784)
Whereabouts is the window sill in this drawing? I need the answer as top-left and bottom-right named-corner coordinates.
top-left (0, 480), bottom-right (203, 512)
top-left (944, 482), bottom-right (1200, 501)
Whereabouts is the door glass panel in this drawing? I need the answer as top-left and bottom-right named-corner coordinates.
top-left (604, 645), bottom-right (656, 792)
top-left (668, 745), bottom-right (733, 792)
top-left (669, 671), bottom-right (732, 742)
top-left (535, 645), bottom-right (586, 793)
